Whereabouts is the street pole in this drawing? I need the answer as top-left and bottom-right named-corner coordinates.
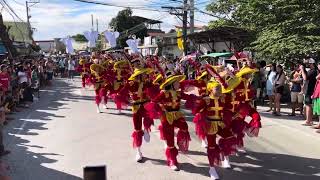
top-left (96, 18), bottom-right (98, 32)
top-left (190, 0), bottom-right (194, 34)
top-left (183, 0), bottom-right (188, 55)
top-left (91, 14), bottom-right (94, 31)
top-left (25, 1), bottom-right (40, 42)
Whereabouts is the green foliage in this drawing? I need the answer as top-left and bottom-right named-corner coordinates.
top-left (109, 8), bottom-right (147, 48)
top-left (206, 0), bottom-right (320, 63)
top-left (72, 34), bottom-right (88, 42)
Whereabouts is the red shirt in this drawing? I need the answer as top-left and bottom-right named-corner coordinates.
top-left (0, 73), bottom-right (10, 91)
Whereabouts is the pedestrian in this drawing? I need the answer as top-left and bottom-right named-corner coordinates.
top-left (68, 57), bottom-right (76, 80)
top-left (45, 60), bottom-right (54, 86)
top-left (301, 58), bottom-right (317, 126)
top-left (0, 88), bottom-right (10, 157)
top-left (273, 65), bottom-right (286, 116)
top-left (58, 58), bottom-right (66, 78)
top-left (289, 65), bottom-right (303, 116)
top-left (266, 63), bottom-right (277, 112)
top-left (311, 62), bottom-right (320, 133)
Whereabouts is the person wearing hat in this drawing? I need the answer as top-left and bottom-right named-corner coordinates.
top-left (120, 67), bottom-right (154, 162)
top-left (146, 74), bottom-right (191, 171)
top-left (190, 78), bottom-right (237, 180)
top-left (77, 57), bottom-right (91, 88)
top-left (232, 66), bottom-right (262, 139)
top-left (90, 64), bottom-right (109, 113)
top-left (111, 60), bottom-right (131, 112)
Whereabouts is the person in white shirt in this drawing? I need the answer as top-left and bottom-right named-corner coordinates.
top-left (68, 58), bottom-right (76, 80)
top-left (266, 63), bottom-right (277, 112)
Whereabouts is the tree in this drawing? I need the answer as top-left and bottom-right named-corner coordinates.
top-left (109, 8), bottom-right (147, 48)
top-left (206, 0), bottom-right (320, 63)
top-left (72, 34), bottom-right (88, 42)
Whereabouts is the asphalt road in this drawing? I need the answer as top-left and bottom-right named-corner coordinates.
top-left (2, 78), bottom-right (320, 180)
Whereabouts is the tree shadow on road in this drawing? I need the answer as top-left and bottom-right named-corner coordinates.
top-left (2, 80), bottom-right (84, 180)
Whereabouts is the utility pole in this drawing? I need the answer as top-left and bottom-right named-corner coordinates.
top-left (162, 0), bottom-right (189, 55)
top-left (91, 14), bottom-right (94, 31)
top-left (189, 0), bottom-right (194, 34)
top-left (96, 18), bottom-right (98, 32)
top-left (25, 1), bottom-right (40, 42)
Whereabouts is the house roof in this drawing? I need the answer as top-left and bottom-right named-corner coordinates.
top-left (131, 16), bottom-right (162, 24)
top-left (187, 26), bottom-right (251, 43)
top-left (3, 21), bottom-right (32, 43)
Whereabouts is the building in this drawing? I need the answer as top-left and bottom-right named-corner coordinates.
top-left (35, 40), bottom-right (55, 53)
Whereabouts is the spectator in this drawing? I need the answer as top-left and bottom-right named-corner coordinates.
top-left (251, 62), bottom-right (262, 108)
top-left (45, 60), bottom-right (54, 86)
top-left (273, 65), bottom-right (286, 116)
top-left (311, 62), bottom-right (320, 133)
top-left (58, 58), bottom-right (66, 78)
top-left (68, 57), bottom-right (76, 80)
top-left (31, 65), bottom-right (40, 98)
top-left (301, 58), bottom-right (318, 126)
top-left (0, 65), bottom-right (10, 92)
top-left (266, 63), bottom-right (277, 112)
top-left (0, 88), bottom-right (9, 157)
top-left (289, 65), bottom-right (303, 116)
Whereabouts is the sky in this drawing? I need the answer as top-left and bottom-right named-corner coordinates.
top-left (1, 0), bottom-right (214, 40)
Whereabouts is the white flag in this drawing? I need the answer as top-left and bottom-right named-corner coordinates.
top-left (61, 37), bottom-right (74, 54)
top-left (84, 30), bottom-right (99, 48)
top-left (104, 31), bottom-right (119, 48)
top-left (126, 39), bottom-right (139, 53)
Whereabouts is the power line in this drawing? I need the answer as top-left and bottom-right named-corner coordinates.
top-left (0, 0), bottom-right (26, 42)
top-left (73, 0), bottom-right (170, 12)
top-left (1, 0), bottom-right (24, 21)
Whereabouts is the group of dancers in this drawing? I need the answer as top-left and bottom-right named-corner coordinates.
top-left (76, 53), bottom-right (262, 180)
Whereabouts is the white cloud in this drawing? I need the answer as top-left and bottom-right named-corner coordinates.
top-left (1, 0), bottom-right (213, 40)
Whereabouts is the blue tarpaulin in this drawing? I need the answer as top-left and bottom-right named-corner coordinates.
top-left (0, 42), bottom-right (8, 54)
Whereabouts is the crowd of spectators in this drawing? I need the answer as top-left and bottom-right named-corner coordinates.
top-left (0, 55), bottom-right (60, 179)
top-left (253, 58), bottom-right (320, 133)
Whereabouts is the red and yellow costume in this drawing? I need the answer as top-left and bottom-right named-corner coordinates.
top-left (231, 67), bottom-right (262, 148)
top-left (146, 75), bottom-right (191, 169)
top-left (77, 58), bottom-right (92, 88)
top-left (90, 64), bottom-right (109, 106)
top-left (124, 68), bottom-right (154, 148)
top-left (192, 80), bottom-right (237, 167)
top-left (111, 60), bottom-right (131, 110)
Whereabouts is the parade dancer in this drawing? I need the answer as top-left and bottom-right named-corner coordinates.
top-left (231, 66), bottom-right (262, 152)
top-left (146, 75), bottom-right (191, 171)
top-left (90, 64), bottom-right (108, 113)
top-left (111, 60), bottom-right (131, 113)
top-left (121, 67), bottom-right (154, 162)
top-left (77, 57), bottom-right (92, 88)
top-left (191, 78), bottom-right (237, 179)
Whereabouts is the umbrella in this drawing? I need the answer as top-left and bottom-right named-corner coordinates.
top-left (200, 52), bottom-right (233, 58)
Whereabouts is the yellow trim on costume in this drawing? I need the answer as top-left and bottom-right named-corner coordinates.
top-left (196, 71), bottom-right (208, 80)
top-left (153, 74), bottom-right (163, 84)
top-left (164, 111), bottom-right (184, 125)
top-left (207, 121), bottom-right (225, 135)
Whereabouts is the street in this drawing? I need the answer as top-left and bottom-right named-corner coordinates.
top-left (3, 78), bottom-right (320, 180)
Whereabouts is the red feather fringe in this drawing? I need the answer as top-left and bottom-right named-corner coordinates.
top-left (193, 113), bottom-right (207, 140)
top-left (132, 130), bottom-right (144, 148)
top-left (165, 147), bottom-right (178, 166)
top-left (177, 130), bottom-right (191, 152)
top-left (207, 146), bottom-right (223, 167)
